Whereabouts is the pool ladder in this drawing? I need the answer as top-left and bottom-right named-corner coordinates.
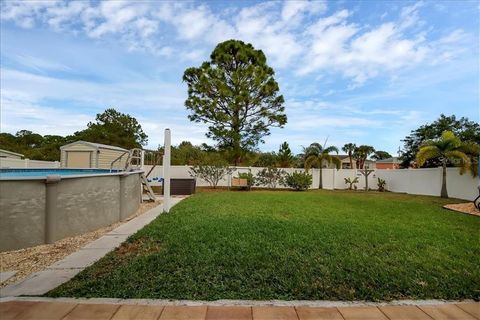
top-left (110, 149), bottom-right (156, 202)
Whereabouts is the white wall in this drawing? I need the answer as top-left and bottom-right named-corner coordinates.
top-left (143, 165), bottom-right (478, 200)
top-left (0, 158), bottom-right (60, 168)
top-left (376, 168), bottom-right (478, 201)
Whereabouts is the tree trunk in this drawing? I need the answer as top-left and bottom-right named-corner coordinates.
top-left (441, 161), bottom-right (448, 198)
top-left (349, 152), bottom-right (353, 169)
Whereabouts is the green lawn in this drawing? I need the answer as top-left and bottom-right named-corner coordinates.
top-left (48, 190), bottom-right (480, 301)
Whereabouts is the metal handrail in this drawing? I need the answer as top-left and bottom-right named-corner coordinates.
top-left (110, 150), bottom-right (130, 172)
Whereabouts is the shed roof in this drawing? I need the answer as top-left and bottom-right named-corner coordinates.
top-left (60, 140), bottom-right (128, 152)
top-left (0, 148), bottom-right (24, 157)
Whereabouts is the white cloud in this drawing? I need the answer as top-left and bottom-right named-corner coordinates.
top-left (299, 7), bottom-right (438, 85)
top-left (0, 0), bottom-right (474, 87)
top-left (281, 0), bottom-right (326, 22)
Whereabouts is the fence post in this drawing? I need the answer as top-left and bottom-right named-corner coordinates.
top-left (24, 158), bottom-right (29, 168)
top-left (45, 175), bottom-right (61, 244)
top-left (54, 161), bottom-right (60, 168)
top-left (163, 128), bottom-right (171, 213)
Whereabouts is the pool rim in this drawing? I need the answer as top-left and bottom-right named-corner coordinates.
top-left (0, 168), bottom-right (143, 181)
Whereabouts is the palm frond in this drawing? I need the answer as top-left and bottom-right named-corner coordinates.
top-left (305, 155), bottom-right (320, 170)
top-left (324, 146), bottom-right (339, 154)
top-left (416, 145), bottom-right (441, 167)
top-left (331, 156), bottom-right (341, 169)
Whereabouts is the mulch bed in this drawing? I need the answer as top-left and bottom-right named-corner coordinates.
top-left (443, 202), bottom-right (480, 217)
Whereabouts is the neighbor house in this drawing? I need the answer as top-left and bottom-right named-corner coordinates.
top-left (326, 155), bottom-right (376, 169)
top-left (376, 157), bottom-right (401, 169)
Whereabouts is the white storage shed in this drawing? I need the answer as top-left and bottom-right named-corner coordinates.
top-left (60, 141), bottom-right (129, 169)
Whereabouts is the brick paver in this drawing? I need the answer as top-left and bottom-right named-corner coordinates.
top-left (338, 306), bottom-right (389, 320)
top-left (456, 303), bottom-right (480, 319)
top-left (419, 304), bottom-right (478, 320)
top-left (0, 301), bottom-right (479, 320)
top-left (295, 306), bottom-right (344, 320)
top-left (63, 303), bottom-right (121, 320)
top-left (111, 305), bottom-right (164, 320)
top-left (14, 302), bottom-right (77, 320)
top-left (206, 306), bottom-right (252, 320)
top-left (0, 301), bottom-right (38, 320)
top-left (379, 305), bottom-right (432, 320)
top-left (252, 306), bottom-right (298, 320)
top-left (159, 306), bottom-right (207, 320)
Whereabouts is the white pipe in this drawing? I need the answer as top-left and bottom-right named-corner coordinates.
top-left (140, 149), bottom-right (145, 170)
top-left (163, 128), bottom-right (171, 213)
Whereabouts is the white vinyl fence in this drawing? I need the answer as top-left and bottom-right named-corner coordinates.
top-left (143, 165), bottom-right (479, 201)
top-left (0, 158), bottom-right (60, 168)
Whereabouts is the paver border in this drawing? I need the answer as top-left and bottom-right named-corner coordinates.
top-left (1, 296), bottom-right (477, 307)
top-left (0, 197), bottom-right (186, 298)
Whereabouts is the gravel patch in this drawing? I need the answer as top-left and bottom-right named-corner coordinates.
top-left (444, 202), bottom-right (479, 217)
top-left (0, 201), bottom-right (161, 288)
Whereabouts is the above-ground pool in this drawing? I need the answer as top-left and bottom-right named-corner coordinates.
top-left (0, 168), bottom-right (119, 178)
top-left (0, 168), bottom-right (142, 252)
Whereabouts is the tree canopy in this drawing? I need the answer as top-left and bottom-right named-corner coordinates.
top-left (371, 150), bottom-right (392, 161)
top-left (400, 114), bottom-right (479, 168)
top-left (183, 39), bottom-right (287, 165)
top-left (276, 142), bottom-right (295, 168)
top-left (1, 108), bottom-right (147, 161)
top-left (75, 108), bottom-right (147, 149)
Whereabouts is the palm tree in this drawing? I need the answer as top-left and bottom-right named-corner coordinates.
top-left (416, 130), bottom-right (479, 198)
top-left (304, 142), bottom-right (341, 189)
top-left (353, 145), bottom-right (375, 169)
top-left (342, 143), bottom-right (356, 169)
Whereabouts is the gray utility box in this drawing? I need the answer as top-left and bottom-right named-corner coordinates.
top-left (162, 178), bottom-right (196, 195)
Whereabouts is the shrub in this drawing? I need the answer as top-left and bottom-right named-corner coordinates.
top-left (284, 171), bottom-right (312, 191)
top-left (189, 164), bottom-right (233, 188)
top-left (237, 172), bottom-right (255, 190)
top-left (255, 167), bottom-right (286, 188)
top-left (344, 177), bottom-right (359, 190)
top-left (377, 178), bottom-right (387, 192)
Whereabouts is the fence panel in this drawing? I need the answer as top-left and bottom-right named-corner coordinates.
top-left (0, 158), bottom-right (60, 168)
top-left (141, 165), bottom-right (478, 200)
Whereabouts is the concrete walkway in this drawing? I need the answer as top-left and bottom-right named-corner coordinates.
top-left (0, 299), bottom-right (478, 320)
top-left (1, 197), bottom-right (185, 298)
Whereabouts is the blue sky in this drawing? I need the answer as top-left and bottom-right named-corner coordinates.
top-left (1, 0), bottom-right (478, 154)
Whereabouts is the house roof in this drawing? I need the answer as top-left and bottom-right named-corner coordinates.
top-left (376, 157), bottom-right (400, 164)
top-left (0, 148), bottom-right (24, 157)
top-left (337, 155), bottom-right (351, 160)
top-left (60, 140), bottom-right (128, 152)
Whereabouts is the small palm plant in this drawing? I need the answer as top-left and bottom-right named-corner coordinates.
top-left (344, 177), bottom-right (359, 190)
top-left (416, 130), bottom-right (479, 198)
top-left (304, 143), bottom-right (341, 189)
top-left (377, 178), bottom-right (386, 192)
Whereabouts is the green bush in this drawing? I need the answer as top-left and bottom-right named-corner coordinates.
top-left (284, 171), bottom-right (312, 191)
top-left (189, 164), bottom-right (233, 188)
top-left (255, 167), bottom-right (286, 188)
top-left (237, 172), bottom-right (255, 190)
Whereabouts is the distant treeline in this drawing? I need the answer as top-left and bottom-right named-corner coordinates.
top-left (1, 111), bottom-right (478, 169)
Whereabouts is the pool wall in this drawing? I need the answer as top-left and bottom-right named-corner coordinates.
top-left (0, 171), bottom-right (142, 252)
